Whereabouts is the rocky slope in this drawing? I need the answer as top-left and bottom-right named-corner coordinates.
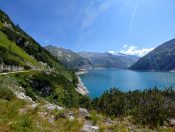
top-left (45, 46), bottom-right (139, 70)
top-left (1, 80), bottom-right (174, 132)
top-left (45, 45), bottom-right (91, 70)
top-left (78, 51), bottom-right (139, 69)
top-left (130, 38), bottom-right (175, 71)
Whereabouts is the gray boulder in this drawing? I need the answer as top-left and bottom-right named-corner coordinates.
top-left (168, 118), bottom-right (175, 126)
top-left (81, 121), bottom-right (99, 132)
top-left (79, 108), bottom-right (90, 117)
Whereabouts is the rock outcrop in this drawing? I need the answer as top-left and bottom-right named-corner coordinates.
top-left (81, 121), bottom-right (99, 132)
top-left (0, 64), bottom-right (24, 72)
top-left (79, 108), bottom-right (90, 118)
top-left (76, 77), bottom-right (89, 96)
top-left (168, 119), bottom-right (175, 127)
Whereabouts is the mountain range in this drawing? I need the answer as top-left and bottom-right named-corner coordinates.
top-left (78, 52), bottom-right (139, 69)
top-left (45, 45), bottom-right (91, 70)
top-left (130, 38), bottom-right (175, 71)
top-left (45, 46), bottom-right (140, 69)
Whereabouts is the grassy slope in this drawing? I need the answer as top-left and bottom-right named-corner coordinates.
top-left (0, 10), bottom-right (89, 108)
top-left (0, 11), bottom-right (76, 82)
top-left (0, 83), bottom-right (83, 132)
top-left (0, 30), bottom-right (39, 67)
top-left (0, 82), bottom-right (174, 132)
top-left (12, 71), bottom-right (83, 107)
top-left (0, 11), bottom-right (39, 68)
top-left (0, 10), bottom-right (59, 69)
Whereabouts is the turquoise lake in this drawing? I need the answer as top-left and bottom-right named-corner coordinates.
top-left (80, 69), bottom-right (175, 98)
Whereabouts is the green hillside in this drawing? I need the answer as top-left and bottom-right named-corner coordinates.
top-left (0, 10), bottom-right (88, 107)
top-left (0, 10), bottom-right (62, 70)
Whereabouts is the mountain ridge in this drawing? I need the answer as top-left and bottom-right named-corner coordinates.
top-left (130, 38), bottom-right (175, 71)
top-left (45, 45), bottom-right (92, 70)
top-left (78, 51), bottom-right (140, 69)
top-left (45, 46), bottom-right (140, 69)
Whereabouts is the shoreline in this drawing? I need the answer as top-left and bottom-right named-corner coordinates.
top-left (76, 76), bottom-right (89, 96)
top-left (75, 69), bottom-right (89, 96)
top-left (75, 70), bottom-right (88, 76)
top-left (170, 70), bottom-right (175, 73)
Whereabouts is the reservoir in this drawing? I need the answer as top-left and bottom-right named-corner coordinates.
top-left (80, 69), bottom-right (175, 98)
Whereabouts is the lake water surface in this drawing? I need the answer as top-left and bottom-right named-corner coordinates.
top-left (80, 69), bottom-right (175, 98)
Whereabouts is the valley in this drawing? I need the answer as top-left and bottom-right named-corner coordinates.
top-left (0, 2), bottom-right (175, 131)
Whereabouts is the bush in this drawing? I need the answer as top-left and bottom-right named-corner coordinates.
top-left (0, 86), bottom-right (15, 100)
top-left (25, 88), bottom-right (36, 101)
top-left (133, 93), bottom-right (175, 127)
top-left (92, 88), bottom-right (175, 128)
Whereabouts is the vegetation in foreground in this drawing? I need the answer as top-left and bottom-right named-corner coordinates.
top-left (1, 75), bottom-right (175, 131)
top-left (92, 87), bottom-right (175, 128)
top-left (0, 83), bottom-right (175, 132)
top-left (0, 83), bottom-right (84, 132)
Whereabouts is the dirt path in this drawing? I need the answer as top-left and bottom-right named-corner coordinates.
top-left (0, 70), bottom-right (34, 75)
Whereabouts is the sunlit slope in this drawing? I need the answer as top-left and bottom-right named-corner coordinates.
top-left (0, 10), bottom-right (88, 107)
top-left (0, 10), bottom-right (75, 80)
top-left (0, 10), bottom-right (61, 70)
top-left (0, 30), bottom-right (39, 68)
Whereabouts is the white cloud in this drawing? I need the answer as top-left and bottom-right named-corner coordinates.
top-left (108, 50), bottom-right (116, 54)
top-left (120, 45), bottom-right (154, 57)
top-left (123, 44), bottom-right (128, 48)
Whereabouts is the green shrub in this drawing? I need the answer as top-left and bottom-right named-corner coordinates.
top-left (25, 88), bottom-right (36, 101)
top-left (0, 86), bottom-right (15, 100)
top-left (92, 88), bottom-right (175, 128)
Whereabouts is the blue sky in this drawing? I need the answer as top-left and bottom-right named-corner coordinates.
top-left (0, 0), bottom-right (175, 56)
